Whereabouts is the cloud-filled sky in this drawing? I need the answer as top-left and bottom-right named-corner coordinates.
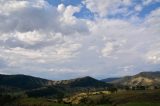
top-left (0, 0), bottom-right (160, 80)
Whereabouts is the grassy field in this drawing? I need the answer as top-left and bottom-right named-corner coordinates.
top-left (118, 102), bottom-right (160, 106)
top-left (14, 97), bottom-right (110, 106)
top-left (8, 100), bottom-right (160, 106)
top-left (1, 90), bottom-right (160, 106)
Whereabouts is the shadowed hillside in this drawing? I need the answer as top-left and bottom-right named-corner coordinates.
top-left (0, 74), bottom-right (54, 89)
top-left (58, 76), bottom-right (112, 88)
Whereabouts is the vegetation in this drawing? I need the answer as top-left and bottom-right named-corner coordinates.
top-left (1, 89), bottom-right (160, 106)
top-left (0, 72), bottom-right (160, 106)
top-left (103, 72), bottom-right (160, 89)
top-left (0, 74), bottom-right (52, 90)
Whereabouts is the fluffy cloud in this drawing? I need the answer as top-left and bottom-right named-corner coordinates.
top-left (0, 0), bottom-right (160, 79)
top-left (147, 51), bottom-right (160, 64)
top-left (142, 0), bottom-right (160, 6)
top-left (83, 0), bottom-right (131, 17)
top-left (135, 5), bottom-right (143, 12)
top-left (101, 41), bottom-right (125, 57)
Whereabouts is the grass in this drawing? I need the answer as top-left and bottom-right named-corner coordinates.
top-left (10, 98), bottom-right (160, 106)
top-left (2, 90), bottom-right (160, 106)
top-left (118, 102), bottom-right (160, 106)
top-left (108, 89), bottom-right (160, 104)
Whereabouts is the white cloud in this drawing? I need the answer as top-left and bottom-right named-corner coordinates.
top-left (0, 0), bottom-right (28, 14)
top-left (57, 4), bottom-right (65, 13)
top-left (144, 8), bottom-right (160, 29)
top-left (135, 5), bottom-right (143, 12)
top-left (83, 0), bottom-right (131, 17)
top-left (142, 0), bottom-right (160, 6)
top-left (0, 0), bottom-right (160, 79)
top-left (101, 40), bottom-right (125, 57)
top-left (147, 52), bottom-right (160, 64)
top-left (58, 4), bottom-right (80, 24)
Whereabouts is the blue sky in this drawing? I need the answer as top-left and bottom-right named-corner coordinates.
top-left (139, 2), bottom-right (160, 17)
top-left (46, 0), bottom-right (160, 20)
top-left (47, 0), bottom-right (94, 19)
top-left (0, 0), bottom-right (160, 80)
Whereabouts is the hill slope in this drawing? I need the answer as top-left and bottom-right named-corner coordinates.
top-left (103, 71), bottom-right (160, 87)
top-left (101, 78), bottom-right (121, 82)
top-left (0, 74), bottom-right (112, 90)
top-left (0, 74), bottom-right (54, 89)
top-left (66, 76), bottom-right (111, 88)
top-left (53, 76), bottom-right (112, 88)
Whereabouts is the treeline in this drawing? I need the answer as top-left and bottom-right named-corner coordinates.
top-left (121, 85), bottom-right (160, 91)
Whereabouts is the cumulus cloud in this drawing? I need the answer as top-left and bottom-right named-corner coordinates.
top-left (147, 51), bottom-right (160, 64)
top-left (101, 40), bottom-right (125, 57)
top-left (0, 0), bottom-right (88, 35)
top-left (83, 0), bottom-right (132, 17)
top-left (0, 0), bottom-right (160, 79)
top-left (142, 0), bottom-right (160, 6)
top-left (135, 5), bottom-right (143, 12)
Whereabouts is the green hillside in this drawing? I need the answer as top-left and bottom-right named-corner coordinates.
top-left (0, 74), bottom-right (53, 89)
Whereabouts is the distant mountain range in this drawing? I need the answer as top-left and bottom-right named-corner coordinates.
top-left (101, 78), bottom-right (121, 82)
top-left (0, 74), bottom-right (110, 90)
top-left (0, 71), bottom-right (160, 98)
top-left (0, 74), bottom-right (111, 97)
top-left (1, 71), bottom-right (160, 105)
top-left (101, 71), bottom-right (160, 87)
top-left (55, 76), bottom-right (112, 88)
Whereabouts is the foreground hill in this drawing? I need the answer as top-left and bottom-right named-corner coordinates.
top-left (102, 71), bottom-right (160, 87)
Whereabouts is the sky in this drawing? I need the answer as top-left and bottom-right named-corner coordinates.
top-left (0, 0), bottom-right (160, 80)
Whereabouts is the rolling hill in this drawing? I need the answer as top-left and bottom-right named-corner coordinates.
top-left (25, 76), bottom-right (112, 97)
top-left (102, 71), bottom-right (160, 87)
top-left (0, 74), bottom-right (55, 89)
top-left (55, 76), bottom-right (112, 88)
top-left (0, 74), bottom-right (112, 98)
top-left (0, 74), bottom-right (111, 92)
